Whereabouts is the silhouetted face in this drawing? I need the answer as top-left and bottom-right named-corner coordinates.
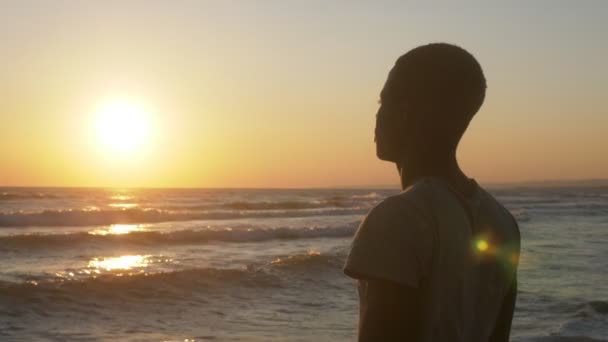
top-left (375, 44), bottom-right (486, 166)
top-left (375, 68), bottom-right (407, 163)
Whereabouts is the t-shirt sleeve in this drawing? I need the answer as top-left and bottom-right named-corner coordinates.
top-left (343, 196), bottom-right (434, 288)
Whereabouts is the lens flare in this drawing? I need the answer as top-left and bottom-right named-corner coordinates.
top-left (476, 239), bottom-right (489, 252)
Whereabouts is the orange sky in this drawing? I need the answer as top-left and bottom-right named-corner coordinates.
top-left (1, 2), bottom-right (607, 188)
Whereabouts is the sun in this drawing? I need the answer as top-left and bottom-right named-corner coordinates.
top-left (95, 100), bottom-right (150, 154)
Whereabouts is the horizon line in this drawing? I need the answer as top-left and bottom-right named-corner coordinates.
top-left (2, 178), bottom-right (608, 190)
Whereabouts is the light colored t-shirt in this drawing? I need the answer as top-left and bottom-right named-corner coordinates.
top-left (344, 177), bottom-right (520, 341)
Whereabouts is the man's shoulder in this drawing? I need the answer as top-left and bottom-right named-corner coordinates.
top-left (345, 180), bottom-right (436, 285)
top-left (374, 179), bottom-right (437, 210)
top-left (362, 180), bottom-right (436, 232)
top-left (474, 186), bottom-right (521, 253)
top-left (477, 186), bottom-right (521, 231)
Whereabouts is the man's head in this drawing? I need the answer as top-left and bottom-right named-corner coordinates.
top-left (375, 43), bottom-right (486, 163)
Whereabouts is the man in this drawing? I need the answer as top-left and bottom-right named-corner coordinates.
top-left (344, 43), bottom-right (520, 341)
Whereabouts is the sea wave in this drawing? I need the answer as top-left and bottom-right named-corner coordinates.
top-left (510, 208), bottom-right (531, 222)
top-left (0, 224), bottom-right (359, 249)
top-left (350, 192), bottom-right (383, 199)
top-left (0, 267), bottom-right (280, 303)
top-left (0, 207), bottom-right (368, 227)
top-left (269, 249), bottom-right (346, 270)
top-left (0, 252), bottom-right (345, 303)
top-left (161, 198), bottom-right (368, 211)
top-left (575, 300), bottom-right (608, 316)
top-left (0, 191), bottom-right (61, 201)
top-left (530, 337), bottom-right (607, 342)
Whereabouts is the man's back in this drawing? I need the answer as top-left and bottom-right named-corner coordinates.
top-left (344, 177), bottom-right (520, 341)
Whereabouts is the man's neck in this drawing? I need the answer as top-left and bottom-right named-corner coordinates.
top-left (398, 154), bottom-right (470, 192)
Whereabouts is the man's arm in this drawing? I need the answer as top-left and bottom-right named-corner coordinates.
top-left (489, 275), bottom-right (517, 342)
top-left (357, 278), bottom-right (421, 342)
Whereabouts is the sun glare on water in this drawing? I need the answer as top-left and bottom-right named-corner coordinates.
top-left (88, 255), bottom-right (149, 271)
top-left (94, 100), bottom-right (151, 155)
top-left (89, 224), bottom-right (143, 236)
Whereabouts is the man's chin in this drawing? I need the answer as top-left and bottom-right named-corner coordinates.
top-left (376, 148), bottom-right (399, 163)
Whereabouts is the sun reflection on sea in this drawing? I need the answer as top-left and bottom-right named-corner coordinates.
top-left (88, 255), bottom-right (150, 271)
top-left (108, 203), bottom-right (139, 209)
top-left (89, 224), bottom-right (144, 235)
top-left (109, 194), bottom-right (134, 201)
top-left (52, 254), bottom-right (173, 280)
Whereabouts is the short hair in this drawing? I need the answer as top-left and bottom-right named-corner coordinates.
top-left (391, 43), bottom-right (486, 125)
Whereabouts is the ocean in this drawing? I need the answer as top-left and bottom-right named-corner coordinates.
top-left (0, 185), bottom-right (606, 341)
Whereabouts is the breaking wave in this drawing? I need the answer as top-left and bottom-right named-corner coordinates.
top-left (0, 251), bottom-right (346, 304)
top-left (0, 224), bottom-right (359, 249)
top-left (0, 191), bottom-right (61, 200)
top-left (156, 199), bottom-right (360, 211)
top-left (0, 207), bottom-right (368, 227)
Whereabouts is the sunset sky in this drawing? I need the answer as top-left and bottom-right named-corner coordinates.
top-left (1, 1), bottom-right (607, 188)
